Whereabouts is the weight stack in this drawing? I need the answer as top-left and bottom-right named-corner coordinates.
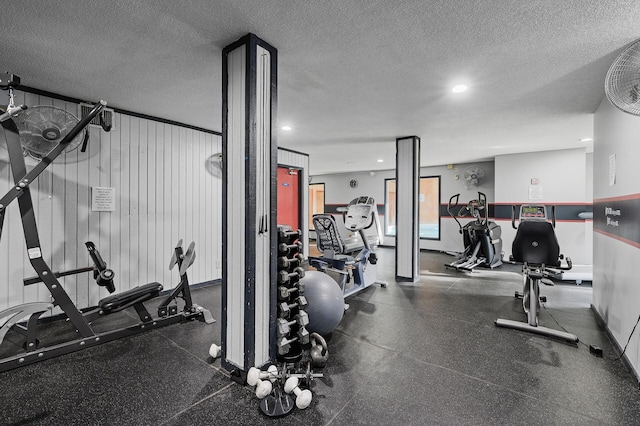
top-left (276, 226), bottom-right (308, 363)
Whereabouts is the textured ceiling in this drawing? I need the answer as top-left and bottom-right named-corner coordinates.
top-left (1, 1), bottom-right (638, 174)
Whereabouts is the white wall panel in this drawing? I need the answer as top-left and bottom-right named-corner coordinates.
top-left (495, 148), bottom-right (591, 264)
top-left (0, 91), bottom-right (222, 311)
top-left (254, 45), bottom-right (272, 364)
top-left (593, 97), bottom-right (640, 376)
top-left (224, 44), bottom-right (247, 367)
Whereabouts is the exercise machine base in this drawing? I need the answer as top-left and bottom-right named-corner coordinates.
top-left (0, 307), bottom-right (209, 373)
top-left (494, 318), bottom-right (578, 343)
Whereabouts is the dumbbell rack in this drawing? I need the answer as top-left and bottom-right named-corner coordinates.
top-left (247, 227), bottom-right (329, 417)
top-left (276, 226), bottom-right (307, 363)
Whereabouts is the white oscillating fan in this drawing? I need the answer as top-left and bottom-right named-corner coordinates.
top-left (14, 106), bottom-right (85, 160)
top-left (605, 38), bottom-right (640, 116)
top-left (462, 165), bottom-right (485, 189)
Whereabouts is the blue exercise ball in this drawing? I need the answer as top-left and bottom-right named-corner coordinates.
top-left (301, 271), bottom-right (344, 335)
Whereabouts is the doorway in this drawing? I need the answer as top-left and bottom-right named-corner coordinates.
top-left (277, 166), bottom-right (301, 230)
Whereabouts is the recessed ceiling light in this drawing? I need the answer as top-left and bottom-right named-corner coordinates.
top-left (281, 126), bottom-right (292, 131)
top-left (451, 84), bottom-right (468, 93)
top-left (578, 138), bottom-right (593, 142)
top-left (377, 159), bottom-right (384, 163)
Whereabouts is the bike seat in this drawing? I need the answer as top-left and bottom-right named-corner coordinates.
top-left (99, 282), bottom-right (163, 314)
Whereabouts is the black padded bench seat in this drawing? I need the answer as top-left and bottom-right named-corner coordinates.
top-left (99, 282), bottom-right (163, 314)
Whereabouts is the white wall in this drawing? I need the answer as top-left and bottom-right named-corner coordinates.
top-left (0, 90), bottom-right (222, 311)
top-left (494, 148), bottom-right (592, 265)
top-left (311, 160), bottom-right (496, 253)
top-left (0, 90), bottom-right (309, 313)
top-left (592, 97), bottom-right (640, 375)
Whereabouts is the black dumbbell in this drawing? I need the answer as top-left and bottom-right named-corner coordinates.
top-left (277, 325), bottom-right (310, 355)
top-left (297, 325), bottom-right (310, 344)
top-left (279, 267), bottom-right (305, 284)
top-left (278, 254), bottom-right (304, 269)
top-left (278, 282), bottom-right (305, 300)
top-left (278, 241), bottom-right (302, 254)
top-left (276, 310), bottom-right (309, 336)
top-left (278, 228), bottom-right (301, 241)
top-left (279, 296), bottom-right (308, 318)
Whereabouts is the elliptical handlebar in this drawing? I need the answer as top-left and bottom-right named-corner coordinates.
top-left (478, 192), bottom-right (489, 225)
top-left (449, 192), bottom-right (489, 230)
top-left (448, 194), bottom-right (463, 232)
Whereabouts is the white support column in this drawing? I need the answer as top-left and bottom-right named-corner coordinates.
top-left (222, 34), bottom-right (277, 372)
top-left (395, 136), bottom-right (420, 281)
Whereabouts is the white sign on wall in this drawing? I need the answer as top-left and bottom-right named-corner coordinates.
top-left (528, 185), bottom-right (543, 200)
top-left (609, 154), bottom-right (616, 186)
top-left (91, 187), bottom-right (115, 212)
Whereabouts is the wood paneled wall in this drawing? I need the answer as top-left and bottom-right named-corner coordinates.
top-left (0, 91), bottom-right (222, 311)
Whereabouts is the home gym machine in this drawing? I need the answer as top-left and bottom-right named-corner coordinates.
top-left (495, 204), bottom-right (577, 343)
top-left (445, 192), bottom-right (503, 272)
top-left (0, 74), bottom-right (213, 372)
top-left (309, 196), bottom-right (387, 305)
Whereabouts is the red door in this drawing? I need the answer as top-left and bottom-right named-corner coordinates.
top-left (277, 167), bottom-right (300, 230)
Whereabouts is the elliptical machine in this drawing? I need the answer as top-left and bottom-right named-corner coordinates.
top-left (445, 192), bottom-right (503, 272)
top-left (495, 204), bottom-right (577, 343)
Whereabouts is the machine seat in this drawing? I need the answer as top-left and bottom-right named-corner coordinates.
top-left (511, 221), bottom-right (560, 267)
top-left (313, 213), bottom-right (379, 256)
top-left (341, 235), bottom-right (379, 254)
top-left (313, 214), bottom-right (346, 256)
top-left (99, 282), bottom-right (163, 314)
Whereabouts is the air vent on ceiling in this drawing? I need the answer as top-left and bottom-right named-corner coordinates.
top-left (78, 102), bottom-right (115, 130)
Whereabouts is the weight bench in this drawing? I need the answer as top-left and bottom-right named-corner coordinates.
top-left (97, 282), bottom-right (163, 316)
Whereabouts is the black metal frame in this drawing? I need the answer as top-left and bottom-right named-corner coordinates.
top-left (0, 97), bottom-right (213, 372)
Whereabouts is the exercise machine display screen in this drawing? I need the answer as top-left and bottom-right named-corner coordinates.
top-left (345, 205), bottom-right (373, 230)
top-left (519, 205), bottom-right (547, 221)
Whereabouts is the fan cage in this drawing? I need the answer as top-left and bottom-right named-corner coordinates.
top-left (605, 38), bottom-right (640, 116)
top-left (15, 105), bottom-right (86, 159)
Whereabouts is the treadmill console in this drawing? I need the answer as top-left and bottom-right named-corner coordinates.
top-left (519, 205), bottom-right (547, 221)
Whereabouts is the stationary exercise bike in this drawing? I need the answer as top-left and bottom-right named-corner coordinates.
top-left (309, 196), bottom-right (387, 304)
top-left (495, 204), bottom-right (577, 343)
top-left (0, 74), bottom-right (214, 372)
top-left (445, 192), bottom-right (503, 272)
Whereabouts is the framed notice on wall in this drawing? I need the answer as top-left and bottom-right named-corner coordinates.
top-left (528, 185), bottom-right (543, 200)
top-left (91, 187), bottom-right (115, 212)
top-left (609, 154), bottom-right (616, 186)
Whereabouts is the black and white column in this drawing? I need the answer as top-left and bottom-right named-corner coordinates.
top-left (395, 136), bottom-right (420, 281)
top-left (221, 33), bottom-right (278, 372)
